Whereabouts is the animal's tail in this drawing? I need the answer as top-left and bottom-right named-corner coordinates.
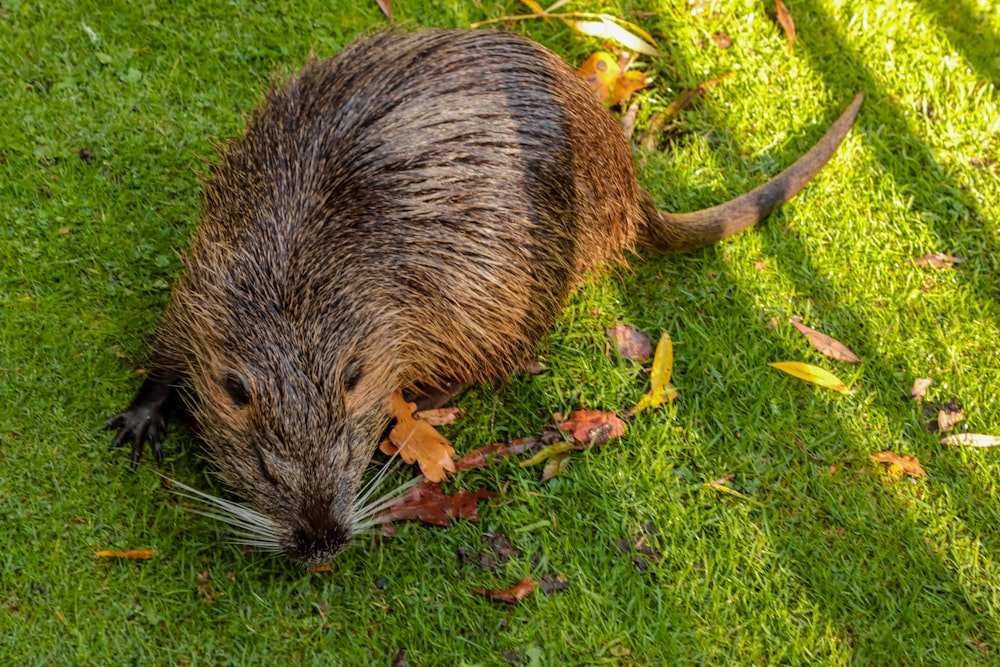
top-left (640, 92), bottom-right (865, 253)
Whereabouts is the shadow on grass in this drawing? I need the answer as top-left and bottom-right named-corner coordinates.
top-left (618, 2), bottom-right (1000, 661)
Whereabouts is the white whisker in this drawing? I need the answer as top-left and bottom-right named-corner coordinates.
top-left (166, 476), bottom-right (282, 550)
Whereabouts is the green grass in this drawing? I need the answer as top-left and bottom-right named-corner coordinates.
top-left (2, 0), bottom-right (999, 664)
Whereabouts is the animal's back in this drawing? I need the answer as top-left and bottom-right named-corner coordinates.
top-left (183, 29), bottom-right (645, 393)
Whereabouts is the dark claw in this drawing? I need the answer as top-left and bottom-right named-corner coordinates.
top-left (105, 404), bottom-right (167, 470)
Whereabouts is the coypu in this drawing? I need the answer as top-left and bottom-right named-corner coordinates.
top-left (105, 29), bottom-right (863, 564)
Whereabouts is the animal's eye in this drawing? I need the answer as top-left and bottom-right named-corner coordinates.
top-left (222, 371), bottom-right (252, 408)
top-left (343, 362), bottom-right (363, 392)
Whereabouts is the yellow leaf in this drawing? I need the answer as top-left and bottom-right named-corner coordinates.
top-left (631, 332), bottom-right (677, 413)
top-left (518, 0), bottom-right (547, 14)
top-left (768, 361), bottom-right (850, 393)
top-left (871, 451), bottom-right (926, 477)
top-left (650, 332), bottom-right (673, 393)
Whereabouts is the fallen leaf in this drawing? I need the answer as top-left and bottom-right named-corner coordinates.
top-left (768, 361), bottom-right (850, 393)
top-left (621, 101), bottom-right (640, 137)
top-left (789, 319), bottom-right (862, 363)
top-left (309, 564), bottom-right (333, 573)
top-left (413, 406), bottom-right (464, 426)
top-left (937, 406), bottom-right (965, 433)
top-left (541, 451), bottom-right (571, 481)
top-left (707, 473), bottom-right (735, 487)
top-left (570, 16), bottom-right (658, 55)
top-left (381, 391), bottom-right (456, 482)
top-left (632, 332), bottom-right (678, 412)
top-left (578, 51), bottom-right (650, 107)
top-left (911, 377), bottom-right (932, 400)
top-left (388, 481), bottom-right (496, 527)
top-left (390, 648), bottom-right (408, 667)
top-left (871, 451), bottom-right (926, 477)
top-left (606, 322), bottom-right (652, 361)
top-left (455, 433), bottom-right (560, 471)
top-left (538, 572), bottom-right (571, 593)
top-left (941, 434), bottom-right (1000, 447)
top-left (712, 31), bottom-right (732, 49)
top-left (753, 258), bottom-right (768, 272)
top-left (660, 73), bottom-right (731, 125)
top-left (913, 253), bottom-right (965, 268)
top-left (375, 0), bottom-right (392, 21)
top-left (520, 440), bottom-right (575, 467)
top-left (774, 0), bottom-right (795, 52)
top-left (518, 0), bottom-right (547, 14)
top-left (94, 549), bottom-right (153, 560)
top-left (472, 575), bottom-right (538, 605)
top-left (558, 410), bottom-right (627, 446)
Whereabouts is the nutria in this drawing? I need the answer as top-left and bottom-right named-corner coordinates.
top-left (105, 29), bottom-right (863, 564)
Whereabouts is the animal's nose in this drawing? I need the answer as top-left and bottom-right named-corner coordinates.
top-left (290, 504), bottom-right (351, 564)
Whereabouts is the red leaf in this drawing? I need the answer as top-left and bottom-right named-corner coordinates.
top-left (472, 575), bottom-right (537, 605)
top-left (558, 410), bottom-right (626, 446)
top-left (388, 481), bottom-right (496, 527)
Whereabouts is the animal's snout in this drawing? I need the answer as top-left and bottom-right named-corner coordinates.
top-left (289, 501), bottom-right (351, 564)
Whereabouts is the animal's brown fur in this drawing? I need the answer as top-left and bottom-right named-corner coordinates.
top-left (106, 29), bottom-right (862, 564)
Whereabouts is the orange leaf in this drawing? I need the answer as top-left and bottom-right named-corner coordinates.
top-left (94, 549), bottom-right (154, 560)
top-left (774, 0), bottom-right (795, 52)
top-left (790, 319), bottom-right (861, 363)
top-left (374, 0), bottom-right (393, 21)
top-left (912, 253), bottom-right (965, 268)
top-left (383, 391), bottom-right (456, 482)
top-left (558, 410), bottom-right (626, 446)
top-left (472, 575), bottom-right (538, 605)
top-left (871, 451), bottom-right (926, 477)
top-left (388, 481), bottom-right (496, 526)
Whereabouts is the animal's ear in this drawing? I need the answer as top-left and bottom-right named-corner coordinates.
top-left (343, 361), bottom-right (363, 392)
top-left (222, 371), bottom-right (252, 407)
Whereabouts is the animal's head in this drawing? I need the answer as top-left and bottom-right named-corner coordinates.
top-left (163, 264), bottom-right (412, 565)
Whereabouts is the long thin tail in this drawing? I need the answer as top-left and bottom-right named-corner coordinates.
top-left (640, 92), bottom-right (864, 253)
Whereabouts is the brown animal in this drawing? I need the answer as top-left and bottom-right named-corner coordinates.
top-left (105, 29), bottom-right (863, 564)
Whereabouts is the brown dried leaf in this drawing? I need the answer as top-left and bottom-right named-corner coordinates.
top-left (707, 473), bottom-right (735, 488)
top-left (790, 319), bottom-right (862, 363)
top-left (606, 322), bottom-right (652, 361)
top-left (388, 481), bottom-right (496, 527)
top-left (911, 377), bottom-right (932, 400)
top-left (472, 575), bottom-right (537, 605)
top-left (375, 0), bottom-right (393, 21)
top-left (455, 432), bottom-right (560, 471)
top-left (539, 572), bottom-right (571, 594)
top-left (660, 72), bottom-right (731, 124)
top-left (541, 451), bottom-right (572, 482)
top-left (712, 31), bottom-right (732, 49)
top-left (94, 549), bottom-right (153, 560)
top-left (871, 451), bottom-right (926, 477)
top-left (382, 391), bottom-right (456, 482)
top-left (913, 253), bottom-right (965, 268)
top-left (774, 0), bottom-right (795, 52)
top-left (413, 406), bottom-right (464, 426)
top-left (937, 406), bottom-right (965, 433)
top-left (558, 410), bottom-right (627, 446)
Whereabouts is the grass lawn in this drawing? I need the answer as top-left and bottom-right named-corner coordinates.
top-left (3, 0), bottom-right (1000, 663)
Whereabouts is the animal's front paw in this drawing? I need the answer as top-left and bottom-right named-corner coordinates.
top-left (105, 404), bottom-right (166, 469)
